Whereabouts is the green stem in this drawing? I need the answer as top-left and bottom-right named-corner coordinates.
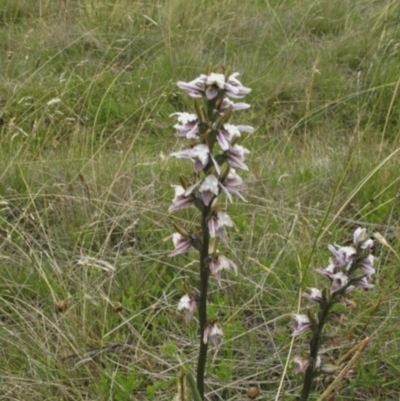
top-left (196, 205), bottom-right (211, 400)
top-left (186, 369), bottom-right (203, 401)
top-left (299, 302), bottom-right (333, 401)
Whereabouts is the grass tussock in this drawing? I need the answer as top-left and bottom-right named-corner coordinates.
top-left (1, 0), bottom-right (400, 400)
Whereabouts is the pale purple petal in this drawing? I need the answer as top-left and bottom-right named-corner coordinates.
top-left (209, 254), bottom-right (238, 285)
top-left (219, 168), bottom-right (246, 202)
top-left (208, 216), bottom-right (218, 237)
top-left (330, 272), bottom-right (350, 294)
top-left (177, 294), bottom-right (197, 323)
top-left (224, 72), bottom-right (252, 99)
top-left (206, 73), bottom-right (226, 88)
top-left (236, 124), bottom-right (254, 133)
top-left (303, 288), bottom-right (323, 304)
top-left (290, 313), bottom-right (312, 337)
top-left (328, 244), bottom-right (356, 267)
top-left (293, 355), bottom-right (310, 374)
top-left (352, 276), bottom-right (374, 289)
top-left (359, 255), bottom-right (375, 275)
top-left (203, 322), bottom-right (224, 345)
top-left (224, 144), bottom-right (250, 170)
top-left (169, 185), bottom-right (193, 212)
top-left (199, 174), bottom-right (219, 206)
top-left (170, 233), bottom-right (192, 256)
top-left (220, 97), bottom-right (251, 112)
top-left (216, 130), bottom-right (231, 151)
top-left (171, 112), bottom-right (200, 139)
top-left (353, 227), bottom-right (373, 249)
top-left (217, 124), bottom-right (243, 151)
top-left (171, 144), bottom-right (210, 172)
top-left (208, 211), bottom-right (234, 238)
top-left (177, 75), bottom-right (207, 98)
top-left (170, 112), bottom-right (198, 125)
top-left (206, 86), bottom-right (219, 99)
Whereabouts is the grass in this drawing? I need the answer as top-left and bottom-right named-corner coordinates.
top-left (1, 0), bottom-right (400, 400)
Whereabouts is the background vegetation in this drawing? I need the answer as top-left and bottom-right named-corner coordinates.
top-left (1, 0), bottom-right (400, 400)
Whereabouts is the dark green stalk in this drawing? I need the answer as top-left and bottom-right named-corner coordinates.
top-left (196, 204), bottom-right (211, 400)
top-left (299, 301), bottom-right (334, 401)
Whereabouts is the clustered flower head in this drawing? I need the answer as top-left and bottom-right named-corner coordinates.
top-left (291, 228), bottom-right (376, 375)
top-left (169, 66), bottom-right (253, 335)
top-left (317, 227), bottom-right (375, 296)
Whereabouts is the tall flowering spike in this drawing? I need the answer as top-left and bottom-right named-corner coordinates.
top-left (169, 68), bottom-right (252, 400)
top-left (293, 228), bottom-right (380, 401)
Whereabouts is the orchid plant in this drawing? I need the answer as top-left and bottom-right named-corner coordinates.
top-left (291, 228), bottom-right (376, 400)
top-left (169, 67), bottom-right (253, 400)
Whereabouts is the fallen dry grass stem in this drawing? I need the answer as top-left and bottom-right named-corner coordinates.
top-left (317, 337), bottom-right (371, 401)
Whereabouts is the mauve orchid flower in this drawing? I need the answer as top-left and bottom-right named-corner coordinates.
top-left (359, 254), bottom-right (375, 275)
top-left (220, 97), bottom-right (251, 112)
top-left (171, 112), bottom-right (200, 139)
top-left (168, 185), bottom-right (194, 212)
top-left (224, 72), bottom-right (252, 99)
top-left (224, 143), bottom-right (250, 170)
top-left (208, 211), bottom-right (234, 239)
top-left (209, 253), bottom-right (238, 285)
top-left (219, 168), bottom-right (246, 202)
top-left (353, 227), bottom-right (374, 250)
top-left (203, 321), bottom-right (224, 345)
top-left (217, 123), bottom-right (254, 151)
top-left (170, 233), bottom-right (192, 257)
top-left (330, 272), bottom-right (351, 294)
top-left (205, 73), bottom-right (226, 99)
top-left (328, 244), bottom-right (356, 267)
top-left (199, 174), bottom-right (220, 206)
top-left (178, 294), bottom-right (198, 323)
top-left (352, 276), bottom-right (374, 289)
top-left (177, 75), bottom-right (207, 98)
top-left (290, 314), bottom-right (313, 337)
top-left (303, 288), bottom-right (324, 304)
top-left (171, 144), bottom-right (210, 172)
